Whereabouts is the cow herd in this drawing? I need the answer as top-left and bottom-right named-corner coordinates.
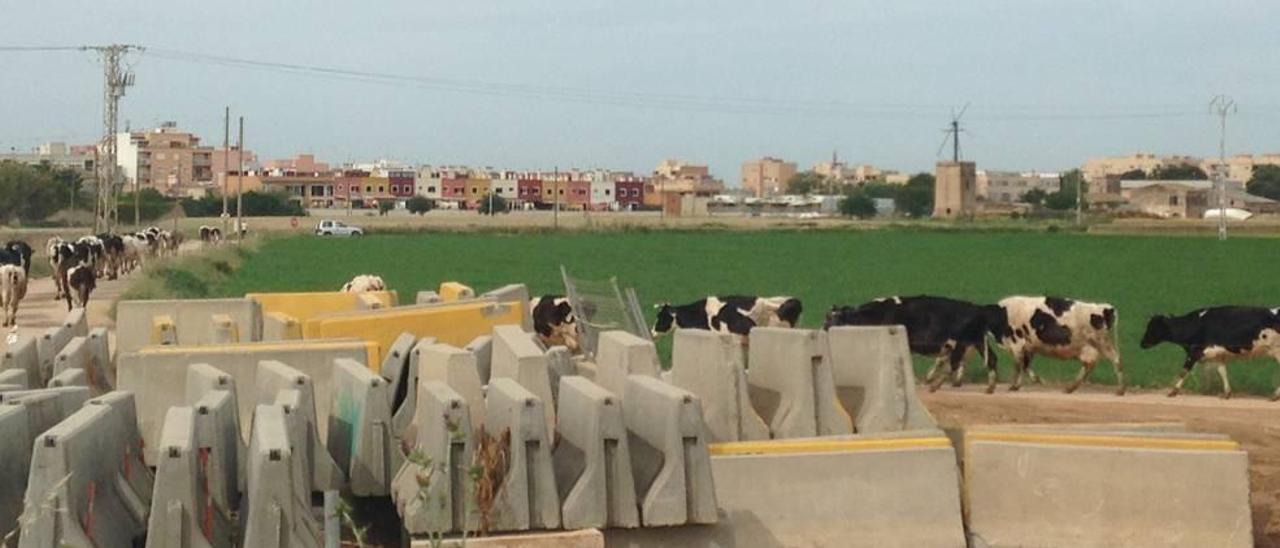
top-left (0, 227), bottom-right (186, 326)
top-left (522, 291), bottom-right (1280, 401)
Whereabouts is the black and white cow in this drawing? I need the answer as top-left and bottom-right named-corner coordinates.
top-left (825, 295), bottom-right (999, 392)
top-left (1141, 306), bottom-right (1280, 400)
top-left (97, 233), bottom-right (125, 279)
top-left (530, 295), bottom-right (580, 352)
top-left (987, 296), bottom-right (1125, 395)
top-left (65, 263), bottom-right (95, 311)
top-left (1, 240), bottom-right (34, 276)
top-left (0, 264), bottom-right (26, 327)
top-left (652, 295), bottom-right (802, 341)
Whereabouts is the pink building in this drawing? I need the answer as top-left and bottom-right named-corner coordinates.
top-left (263, 154), bottom-right (330, 174)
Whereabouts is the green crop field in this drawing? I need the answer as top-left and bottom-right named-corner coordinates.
top-left (207, 229), bottom-right (1280, 396)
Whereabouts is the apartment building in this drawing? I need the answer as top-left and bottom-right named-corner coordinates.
top-left (978, 170), bottom-right (1061, 203)
top-left (115, 122), bottom-right (214, 195)
top-left (741, 157), bottom-right (797, 198)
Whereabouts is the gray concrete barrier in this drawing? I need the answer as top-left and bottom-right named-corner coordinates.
top-left (257, 360), bottom-right (344, 492)
top-left (485, 378), bottom-right (561, 532)
top-left (0, 388), bottom-right (90, 540)
top-left (209, 314), bottom-right (240, 344)
top-left (747, 328), bottom-right (852, 439)
top-left (595, 331), bottom-right (660, 403)
top-left (243, 404), bottom-right (323, 548)
top-left (963, 430), bottom-right (1252, 547)
top-left (465, 335), bottom-right (493, 385)
top-left (825, 326), bottom-right (936, 434)
top-left (47, 367), bottom-right (86, 388)
top-left (0, 367), bottom-right (28, 388)
top-left (481, 283), bottom-right (532, 331)
top-left (381, 333), bottom-right (422, 438)
top-left (554, 376), bottom-right (639, 529)
top-left (328, 358), bottom-right (402, 496)
top-left (35, 324), bottom-right (74, 386)
top-left (607, 432), bottom-right (967, 548)
top-left (145, 406), bottom-right (235, 548)
top-left (52, 337), bottom-right (112, 394)
top-left (86, 328), bottom-right (112, 386)
top-left (184, 363), bottom-right (244, 512)
top-left (392, 380), bottom-right (474, 535)
top-left (19, 391), bottom-right (153, 548)
top-left (669, 330), bottom-right (768, 443)
top-left (622, 375), bottom-right (717, 527)
top-left (62, 308), bottom-right (87, 338)
top-left (545, 346), bottom-right (577, 404)
top-left (116, 298), bottom-right (263, 355)
top-left (2, 336), bottom-right (39, 389)
top-left (491, 326), bottom-right (556, 436)
top-left (263, 311), bottom-right (303, 342)
top-left (0, 386), bottom-right (91, 418)
top-left (117, 339), bottom-right (373, 463)
top-left (416, 343), bottom-right (485, 433)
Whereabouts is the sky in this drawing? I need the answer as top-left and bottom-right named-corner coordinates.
top-left (2, 0), bottom-right (1280, 183)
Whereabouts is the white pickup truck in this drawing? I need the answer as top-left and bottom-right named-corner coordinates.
top-left (314, 219), bottom-right (364, 237)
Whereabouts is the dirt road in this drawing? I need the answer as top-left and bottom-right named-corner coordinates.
top-left (922, 384), bottom-right (1280, 546)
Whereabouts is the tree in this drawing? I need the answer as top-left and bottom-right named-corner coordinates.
top-left (1042, 169), bottom-right (1088, 211)
top-left (786, 171), bottom-right (826, 195)
top-left (477, 194), bottom-right (508, 215)
top-left (1246, 164), bottom-right (1280, 201)
top-left (406, 196), bottom-right (434, 215)
top-left (378, 201), bottom-right (394, 216)
top-left (0, 161), bottom-right (80, 224)
top-left (839, 191), bottom-right (878, 219)
top-left (1150, 164), bottom-right (1208, 180)
top-left (1022, 188), bottom-right (1047, 206)
top-left (180, 190), bottom-right (303, 217)
top-left (896, 173), bottom-right (935, 218)
top-left (117, 188), bottom-right (176, 222)
top-left (1117, 168), bottom-right (1146, 180)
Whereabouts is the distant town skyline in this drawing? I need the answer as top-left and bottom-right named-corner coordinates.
top-left (3, 0), bottom-right (1280, 181)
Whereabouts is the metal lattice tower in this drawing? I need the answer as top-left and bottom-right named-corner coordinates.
top-left (84, 44), bottom-right (142, 233)
top-left (1210, 95), bottom-right (1237, 241)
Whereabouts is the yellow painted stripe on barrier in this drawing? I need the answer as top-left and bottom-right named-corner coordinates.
top-left (137, 340), bottom-right (376, 355)
top-left (966, 431), bottom-right (1240, 452)
top-left (709, 436), bottom-right (952, 456)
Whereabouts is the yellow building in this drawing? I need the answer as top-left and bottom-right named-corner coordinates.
top-left (741, 157), bottom-right (797, 198)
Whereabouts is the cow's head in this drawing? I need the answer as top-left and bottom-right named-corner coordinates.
top-left (775, 298), bottom-right (803, 327)
top-left (1140, 315), bottom-right (1169, 349)
top-left (823, 305), bottom-right (852, 330)
top-left (552, 300), bottom-right (580, 351)
top-left (652, 303), bottom-right (676, 338)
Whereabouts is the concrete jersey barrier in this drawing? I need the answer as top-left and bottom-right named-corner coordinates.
top-left (301, 299), bottom-right (525, 366)
top-left (491, 325), bottom-right (556, 436)
top-left (2, 336), bottom-right (40, 389)
top-left (669, 330), bottom-right (768, 443)
top-left (145, 406), bottom-right (235, 548)
top-left (118, 339), bottom-right (374, 464)
top-left (35, 324), bottom-right (75, 386)
top-left (825, 325), bottom-right (936, 434)
top-left (328, 357), bottom-right (402, 496)
top-left (257, 360), bottom-right (344, 492)
top-left (554, 376), bottom-right (640, 529)
top-left (116, 298), bottom-right (263, 355)
top-left (595, 331), bottom-right (661, 404)
top-left (485, 378), bottom-right (562, 532)
top-left (247, 290), bottom-right (398, 322)
top-left (415, 343), bottom-right (486, 434)
top-left (747, 328), bottom-right (852, 439)
top-left (391, 380), bottom-right (474, 535)
top-left (622, 375), bottom-right (718, 527)
top-left (963, 430), bottom-right (1252, 547)
top-left (243, 404), bottom-right (323, 548)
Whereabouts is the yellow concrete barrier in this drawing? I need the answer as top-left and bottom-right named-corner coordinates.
top-left (302, 300), bottom-right (525, 366)
top-left (438, 282), bottom-right (475, 302)
top-left (247, 290), bottom-right (398, 322)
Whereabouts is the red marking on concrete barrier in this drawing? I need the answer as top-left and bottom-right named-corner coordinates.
top-left (82, 480), bottom-right (97, 535)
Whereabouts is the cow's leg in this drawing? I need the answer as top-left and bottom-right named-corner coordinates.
top-left (1168, 350), bottom-right (1202, 397)
top-left (1009, 351), bottom-right (1031, 392)
top-left (928, 342), bottom-right (956, 392)
top-left (949, 343), bottom-right (970, 388)
top-left (1106, 346), bottom-right (1126, 396)
top-left (1271, 351), bottom-right (1280, 402)
top-left (924, 354), bottom-right (947, 388)
top-left (1066, 347), bottom-right (1101, 394)
top-left (1216, 363), bottom-right (1232, 399)
top-left (982, 341), bottom-right (999, 394)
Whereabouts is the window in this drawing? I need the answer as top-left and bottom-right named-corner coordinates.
top-left (605, 189), bottom-right (611, 195)
top-left (428, 186), bottom-right (436, 193)
top-left (1169, 195), bottom-right (1179, 206)
top-left (365, 186), bottom-right (372, 193)
top-left (378, 186), bottom-right (385, 193)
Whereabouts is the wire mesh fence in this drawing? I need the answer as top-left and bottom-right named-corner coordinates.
top-left (560, 265), bottom-right (650, 359)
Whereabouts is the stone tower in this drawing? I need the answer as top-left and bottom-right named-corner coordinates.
top-left (933, 161), bottom-right (977, 218)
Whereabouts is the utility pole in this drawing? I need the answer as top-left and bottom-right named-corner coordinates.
top-left (84, 44), bottom-right (142, 233)
top-left (222, 106), bottom-right (230, 238)
top-left (1210, 95), bottom-right (1237, 241)
top-left (92, 146), bottom-right (101, 232)
top-left (236, 116), bottom-right (245, 243)
top-left (553, 166), bottom-right (560, 229)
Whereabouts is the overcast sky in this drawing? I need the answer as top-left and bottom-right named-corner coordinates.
top-left (3, 0), bottom-right (1279, 181)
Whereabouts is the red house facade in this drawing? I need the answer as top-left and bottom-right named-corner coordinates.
top-left (615, 179), bottom-right (645, 209)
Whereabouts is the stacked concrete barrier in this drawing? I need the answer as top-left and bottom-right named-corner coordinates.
top-left (0, 367), bottom-right (28, 388)
top-left (545, 346), bottom-right (576, 403)
top-left (47, 367), bottom-right (86, 388)
top-left (415, 343), bottom-right (485, 433)
top-left (481, 283), bottom-right (532, 331)
top-left (669, 329), bottom-right (768, 443)
top-left (595, 331), bottom-right (660, 404)
top-left (962, 428), bottom-right (1252, 547)
top-left (145, 406), bottom-right (235, 548)
top-left (554, 376), bottom-right (640, 529)
top-left (35, 324), bottom-right (75, 385)
top-left (116, 298), bottom-right (264, 354)
top-left (243, 404), bottom-right (323, 548)
top-left (62, 308), bottom-right (87, 337)
top-left (328, 357), bottom-right (402, 496)
top-left (485, 378), bottom-right (561, 532)
top-left (19, 391), bottom-right (153, 548)
top-left (248, 290), bottom-right (398, 321)
top-left (747, 328), bottom-right (852, 439)
top-left (385, 334), bottom-right (428, 437)
top-left (86, 328), bottom-right (112, 383)
top-left (466, 335), bottom-right (493, 384)
top-left (258, 360), bottom-right (344, 492)
top-left (609, 431), bottom-right (967, 547)
top-left (185, 363), bottom-right (245, 512)
top-left (623, 375), bottom-right (718, 527)
top-left (415, 290), bottom-right (442, 305)
top-left (392, 380), bottom-right (474, 535)
top-left (210, 314), bottom-right (240, 344)
top-left (2, 336), bottom-right (40, 388)
top-left (825, 326), bottom-right (936, 434)
top-left (118, 338), bottom-right (374, 462)
top-left (491, 325), bottom-right (556, 435)
top-left (52, 336), bottom-right (112, 393)
top-left (301, 299), bottom-right (525, 365)
top-left (438, 281), bottom-right (475, 302)
top-left (0, 388), bottom-right (91, 539)
top-left (263, 311), bottom-right (303, 341)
